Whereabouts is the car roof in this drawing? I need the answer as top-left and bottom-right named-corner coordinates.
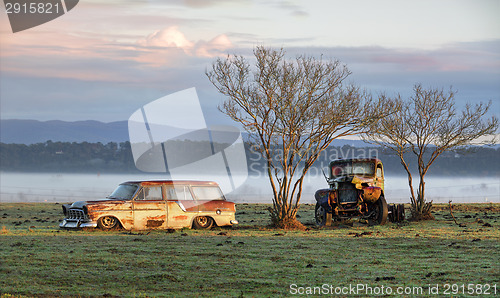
top-left (121, 180), bottom-right (220, 186)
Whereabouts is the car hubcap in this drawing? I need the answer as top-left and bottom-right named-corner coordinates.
top-left (197, 217), bottom-right (208, 226)
top-left (103, 217), bottom-right (115, 227)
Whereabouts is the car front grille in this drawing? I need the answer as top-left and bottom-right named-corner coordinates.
top-left (67, 209), bottom-right (89, 220)
top-left (338, 183), bottom-right (358, 203)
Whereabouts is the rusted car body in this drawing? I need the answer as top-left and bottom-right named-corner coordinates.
top-left (59, 180), bottom-right (238, 230)
top-left (315, 158), bottom-right (389, 226)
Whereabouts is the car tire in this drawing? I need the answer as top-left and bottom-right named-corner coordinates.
top-left (315, 203), bottom-right (327, 226)
top-left (97, 216), bottom-right (119, 230)
top-left (193, 216), bottom-right (213, 229)
top-left (369, 196), bottom-right (388, 226)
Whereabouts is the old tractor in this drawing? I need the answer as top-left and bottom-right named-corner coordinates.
top-left (315, 158), bottom-right (404, 226)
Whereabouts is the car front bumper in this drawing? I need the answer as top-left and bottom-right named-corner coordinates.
top-left (59, 219), bottom-right (97, 229)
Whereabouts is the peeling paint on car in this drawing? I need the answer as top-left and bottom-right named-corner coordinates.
top-left (173, 215), bottom-right (188, 221)
top-left (146, 219), bottom-right (165, 228)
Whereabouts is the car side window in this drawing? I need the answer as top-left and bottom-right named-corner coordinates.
top-left (192, 186), bottom-right (224, 201)
top-left (376, 166), bottom-right (383, 178)
top-left (135, 186), bottom-right (163, 201)
top-left (165, 186), bottom-right (194, 201)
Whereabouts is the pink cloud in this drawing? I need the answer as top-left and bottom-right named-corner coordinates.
top-left (0, 24), bottom-right (234, 80)
top-left (137, 26), bottom-right (233, 60)
top-left (138, 26), bottom-right (194, 50)
top-left (195, 34), bottom-right (233, 57)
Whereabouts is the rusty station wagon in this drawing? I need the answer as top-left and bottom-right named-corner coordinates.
top-left (59, 180), bottom-right (238, 230)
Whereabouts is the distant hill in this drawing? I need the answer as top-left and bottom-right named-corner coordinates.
top-left (0, 119), bottom-right (372, 146)
top-left (0, 119), bottom-right (129, 144)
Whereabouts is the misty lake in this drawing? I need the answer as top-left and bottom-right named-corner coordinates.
top-left (0, 172), bottom-right (498, 204)
top-left (0, 172), bottom-right (500, 203)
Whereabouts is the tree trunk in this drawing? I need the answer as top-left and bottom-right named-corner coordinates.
top-left (410, 173), bottom-right (434, 220)
top-left (268, 174), bottom-right (306, 230)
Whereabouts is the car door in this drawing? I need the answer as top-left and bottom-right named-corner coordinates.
top-left (132, 185), bottom-right (167, 229)
top-left (165, 185), bottom-right (196, 228)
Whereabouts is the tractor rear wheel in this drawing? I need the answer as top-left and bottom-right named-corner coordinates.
top-left (368, 196), bottom-right (388, 225)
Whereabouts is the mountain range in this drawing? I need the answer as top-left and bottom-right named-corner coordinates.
top-left (1, 119), bottom-right (129, 144)
top-left (0, 119), bottom-right (371, 146)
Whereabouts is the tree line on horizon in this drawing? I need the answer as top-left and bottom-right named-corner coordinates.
top-left (1, 140), bottom-right (498, 176)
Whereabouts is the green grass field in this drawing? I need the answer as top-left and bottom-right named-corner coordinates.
top-left (1, 203), bottom-right (499, 297)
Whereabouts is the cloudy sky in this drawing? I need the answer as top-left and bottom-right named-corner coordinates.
top-left (1, 0), bottom-right (499, 125)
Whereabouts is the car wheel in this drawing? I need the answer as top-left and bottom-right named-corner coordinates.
top-left (315, 203), bottom-right (327, 226)
top-left (193, 216), bottom-right (213, 229)
top-left (368, 196), bottom-right (388, 226)
top-left (97, 216), bottom-right (119, 230)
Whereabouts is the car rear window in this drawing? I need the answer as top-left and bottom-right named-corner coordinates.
top-left (191, 186), bottom-right (225, 201)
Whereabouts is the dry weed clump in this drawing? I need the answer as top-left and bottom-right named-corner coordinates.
top-left (271, 217), bottom-right (308, 231)
top-left (1, 225), bottom-right (9, 234)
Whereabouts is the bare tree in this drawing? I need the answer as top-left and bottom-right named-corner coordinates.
top-left (206, 46), bottom-right (389, 228)
top-left (363, 84), bottom-right (498, 220)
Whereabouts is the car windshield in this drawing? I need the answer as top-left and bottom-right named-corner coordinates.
top-left (331, 161), bottom-right (375, 177)
top-left (108, 184), bottom-right (139, 200)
